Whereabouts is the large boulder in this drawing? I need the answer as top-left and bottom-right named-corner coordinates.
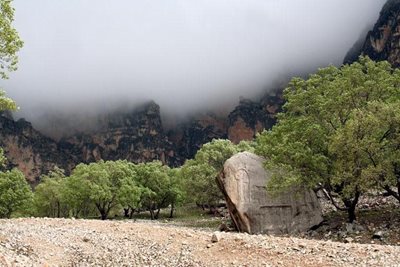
top-left (217, 152), bottom-right (323, 234)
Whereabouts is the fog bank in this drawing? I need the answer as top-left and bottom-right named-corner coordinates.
top-left (3, 0), bottom-right (386, 132)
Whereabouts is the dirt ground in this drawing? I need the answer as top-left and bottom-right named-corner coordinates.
top-left (0, 218), bottom-right (399, 267)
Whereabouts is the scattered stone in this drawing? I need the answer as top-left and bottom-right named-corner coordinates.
top-left (372, 231), bottom-right (385, 240)
top-left (344, 237), bottom-right (354, 243)
top-left (324, 231), bottom-right (332, 238)
top-left (211, 232), bottom-right (220, 243)
top-left (346, 223), bottom-right (355, 233)
top-left (0, 218), bottom-right (399, 266)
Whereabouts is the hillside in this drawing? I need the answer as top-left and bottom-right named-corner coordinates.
top-left (345, 0), bottom-right (400, 65)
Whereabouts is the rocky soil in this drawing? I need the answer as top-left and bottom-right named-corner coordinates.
top-left (0, 218), bottom-right (399, 267)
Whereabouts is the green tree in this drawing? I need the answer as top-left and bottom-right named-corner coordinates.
top-left (331, 101), bottom-right (400, 203)
top-left (181, 159), bottom-right (221, 209)
top-left (117, 175), bottom-right (142, 218)
top-left (115, 161), bottom-right (143, 218)
top-left (0, 0), bottom-right (22, 173)
top-left (33, 167), bottom-right (67, 217)
top-left (135, 161), bottom-right (172, 220)
top-left (0, 0), bottom-right (23, 80)
top-left (71, 161), bottom-right (128, 220)
top-left (0, 90), bottom-right (16, 111)
top-left (0, 0), bottom-right (22, 112)
top-left (61, 173), bottom-right (92, 218)
top-left (181, 139), bottom-right (254, 211)
top-left (166, 167), bottom-right (185, 218)
top-left (0, 169), bottom-right (32, 218)
top-left (255, 57), bottom-right (400, 222)
top-left (0, 148), bottom-right (5, 168)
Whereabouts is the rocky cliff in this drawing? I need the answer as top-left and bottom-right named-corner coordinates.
top-left (228, 91), bottom-right (283, 144)
top-left (345, 0), bottom-right (400, 66)
top-left (0, 90), bottom-right (282, 183)
top-left (59, 101), bottom-right (177, 166)
top-left (0, 112), bottom-right (71, 184)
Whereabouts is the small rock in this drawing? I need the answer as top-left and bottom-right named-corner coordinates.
top-left (211, 232), bottom-right (220, 243)
top-left (311, 231), bottom-right (318, 237)
top-left (206, 244), bottom-right (212, 248)
top-left (345, 223), bottom-right (354, 233)
top-left (354, 224), bottom-right (365, 232)
top-left (344, 237), bottom-right (354, 243)
top-left (372, 231), bottom-right (385, 240)
top-left (324, 231), bottom-right (332, 238)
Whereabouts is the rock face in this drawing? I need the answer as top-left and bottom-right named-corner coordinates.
top-left (1, 90), bottom-right (283, 183)
top-left (0, 113), bottom-right (71, 184)
top-left (345, 0), bottom-right (400, 66)
top-left (217, 152), bottom-right (323, 234)
top-left (168, 113), bottom-right (228, 160)
top-left (228, 92), bottom-right (283, 144)
top-left (59, 101), bottom-right (178, 166)
top-left (0, 102), bottom-right (177, 182)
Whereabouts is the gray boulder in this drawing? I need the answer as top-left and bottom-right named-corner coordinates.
top-left (217, 152), bottom-right (323, 235)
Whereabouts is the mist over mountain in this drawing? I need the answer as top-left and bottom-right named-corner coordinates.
top-left (3, 0), bottom-right (386, 135)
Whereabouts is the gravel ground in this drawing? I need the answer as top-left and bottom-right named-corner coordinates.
top-left (0, 218), bottom-right (399, 267)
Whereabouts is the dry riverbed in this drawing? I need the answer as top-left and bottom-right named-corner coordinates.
top-left (0, 218), bottom-right (399, 266)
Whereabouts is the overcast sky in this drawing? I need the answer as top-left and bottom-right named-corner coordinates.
top-left (3, 0), bottom-right (386, 126)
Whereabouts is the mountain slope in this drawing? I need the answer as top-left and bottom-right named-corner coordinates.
top-left (345, 0), bottom-right (400, 66)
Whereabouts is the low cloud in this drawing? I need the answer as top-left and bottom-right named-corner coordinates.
top-left (3, 0), bottom-right (386, 133)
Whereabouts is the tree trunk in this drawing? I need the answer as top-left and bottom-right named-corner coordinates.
top-left (149, 209), bottom-right (154, 220)
top-left (347, 206), bottom-right (356, 223)
top-left (169, 203), bottom-right (175, 218)
top-left (209, 205), bottom-right (219, 216)
top-left (57, 201), bottom-right (61, 218)
top-left (129, 209), bottom-right (135, 219)
top-left (123, 208), bottom-right (130, 218)
top-left (343, 191), bottom-right (360, 223)
top-left (383, 185), bottom-right (400, 203)
top-left (155, 208), bottom-right (161, 219)
top-left (96, 203), bottom-right (108, 220)
top-left (100, 210), bottom-right (108, 220)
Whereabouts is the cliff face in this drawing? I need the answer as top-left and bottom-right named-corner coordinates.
top-left (1, 90), bottom-right (283, 182)
top-left (168, 113), bottom-right (228, 160)
top-left (0, 102), bottom-right (177, 182)
top-left (60, 101), bottom-right (183, 169)
top-left (228, 92), bottom-right (283, 144)
top-left (0, 113), bottom-right (70, 183)
top-left (345, 0), bottom-right (400, 66)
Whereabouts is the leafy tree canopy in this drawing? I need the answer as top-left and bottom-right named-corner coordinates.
top-left (255, 56), bottom-right (400, 222)
top-left (0, 0), bottom-right (22, 164)
top-left (181, 139), bottom-right (254, 207)
top-left (0, 169), bottom-right (32, 218)
top-left (0, 0), bottom-right (23, 80)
